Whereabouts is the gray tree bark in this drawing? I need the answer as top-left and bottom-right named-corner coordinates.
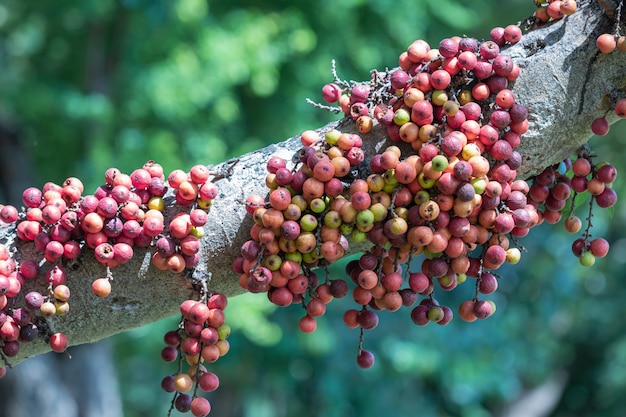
top-left (2, 0), bottom-right (624, 366)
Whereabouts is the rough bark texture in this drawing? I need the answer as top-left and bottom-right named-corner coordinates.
top-left (3, 0), bottom-right (625, 366)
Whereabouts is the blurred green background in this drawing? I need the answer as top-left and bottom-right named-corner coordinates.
top-left (2, 0), bottom-right (626, 416)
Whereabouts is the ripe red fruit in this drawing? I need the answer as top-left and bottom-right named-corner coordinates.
top-left (560, 0), bottom-right (577, 15)
top-left (161, 346), bottom-right (178, 362)
top-left (190, 209), bottom-right (208, 226)
top-left (2, 341), bottom-right (20, 357)
top-left (591, 117), bottom-right (610, 136)
top-left (268, 287), bottom-right (293, 309)
top-left (298, 315), bottom-right (317, 333)
top-left (169, 215), bottom-right (192, 239)
top-left (596, 33), bottom-right (616, 54)
top-left (20, 259), bottom-right (39, 280)
top-left (572, 158), bottom-right (591, 176)
top-left (492, 55), bottom-right (513, 77)
top-left (208, 293), bottom-right (228, 310)
top-left (503, 25), bottom-right (522, 44)
top-left (22, 187), bottom-right (43, 208)
top-left (595, 187), bottom-right (617, 208)
top-left (94, 242), bottom-right (115, 265)
top-left (430, 69), bottom-right (451, 89)
top-left (478, 273), bottom-right (498, 294)
top-left (198, 372), bottom-right (220, 392)
top-left (495, 89), bottom-right (515, 109)
top-left (457, 50), bottom-right (477, 70)
top-left (458, 300), bottom-right (477, 322)
top-left (188, 302), bottom-right (210, 324)
top-left (175, 394), bottom-right (192, 412)
top-left (438, 37), bottom-right (459, 58)
top-left (547, 1), bottom-right (565, 19)
top-left (24, 291), bottom-right (44, 309)
top-left (0, 205), bottom-right (18, 224)
top-left (189, 164), bottom-right (210, 184)
top-left (110, 185), bottom-right (130, 204)
top-left (479, 40), bottom-right (499, 59)
top-left (356, 349), bottom-right (375, 369)
top-left (49, 332), bottom-right (69, 352)
top-left (590, 238), bottom-right (610, 258)
top-left (473, 300), bottom-right (493, 319)
top-left (179, 236), bottom-right (200, 256)
top-left (269, 188), bottom-right (292, 211)
top-left (46, 265), bottom-right (66, 286)
top-left (190, 397), bottom-right (211, 417)
top-left (490, 27), bottom-right (505, 45)
top-left (615, 98), bottom-right (626, 118)
top-left (321, 83), bottom-right (342, 103)
top-left (596, 164), bottom-right (617, 183)
top-left (0, 320), bottom-right (19, 342)
top-left (92, 278), bottom-right (112, 298)
top-left (389, 69), bottom-right (411, 90)
top-left (130, 168), bottom-right (151, 189)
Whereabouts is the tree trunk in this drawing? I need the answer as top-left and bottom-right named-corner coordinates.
top-left (2, 0), bottom-right (624, 366)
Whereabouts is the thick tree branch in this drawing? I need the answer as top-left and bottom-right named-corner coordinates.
top-left (3, 1), bottom-right (625, 365)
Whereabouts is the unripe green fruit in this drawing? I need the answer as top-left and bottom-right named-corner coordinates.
top-left (264, 254), bottom-right (282, 271)
top-left (55, 301), bottom-right (69, 316)
top-left (310, 198), bottom-right (326, 213)
top-left (382, 182), bottom-right (397, 194)
top-left (302, 251), bottom-right (319, 264)
top-left (418, 173), bottom-right (437, 189)
top-left (370, 203), bottom-right (388, 222)
top-left (505, 248), bottom-right (521, 264)
top-left (190, 226), bottom-right (205, 238)
top-left (579, 251), bottom-right (595, 267)
top-left (388, 217), bottom-right (408, 235)
top-left (431, 90), bottom-right (448, 106)
top-left (340, 223), bottom-right (354, 235)
top-left (325, 129), bottom-right (341, 145)
top-left (470, 177), bottom-right (487, 194)
top-left (351, 229), bottom-right (368, 242)
top-left (458, 90), bottom-right (472, 105)
top-left (356, 210), bottom-right (375, 228)
top-left (284, 252), bottom-right (302, 263)
top-left (428, 306), bottom-right (444, 322)
top-left (431, 155), bottom-right (449, 172)
top-left (457, 273), bottom-right (467, 284)
top-left (300, 214), bottom-right (318, 232)
top-left (323, 210), bottom-right (340, 227)
top-left (197, 198), bottom-right (213, 209)
top-left (422, 248), bottom-right (442, 259)
top-left (217, 323), bottom-right (231, 340)
top-left (367, 175), bottom-right (385, 192)
top-left (443, 100), bottom-right (459, 116)
top-left (384, 170), bottom-right (399, 186)
top-left (462, 143), bottom-right (481, 160)
top-left (414, 190), bottom-right (430, 205)
top-left (393, 108), bottom-right (411, 126)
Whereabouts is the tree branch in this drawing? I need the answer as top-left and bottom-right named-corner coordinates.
top-left (4, 1), bottom-right (624, 365)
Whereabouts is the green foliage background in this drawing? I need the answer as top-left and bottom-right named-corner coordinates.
top-left (2, 1), bottom-right (626, 416)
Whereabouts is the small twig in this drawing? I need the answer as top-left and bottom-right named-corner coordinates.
top-left (305, 98), bottom-right (343, 113)
top-left (613, 0), bottom-right (624, 36)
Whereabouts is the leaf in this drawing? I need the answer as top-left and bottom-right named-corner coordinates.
top-left (573, 191), bottom-right (590, 210)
